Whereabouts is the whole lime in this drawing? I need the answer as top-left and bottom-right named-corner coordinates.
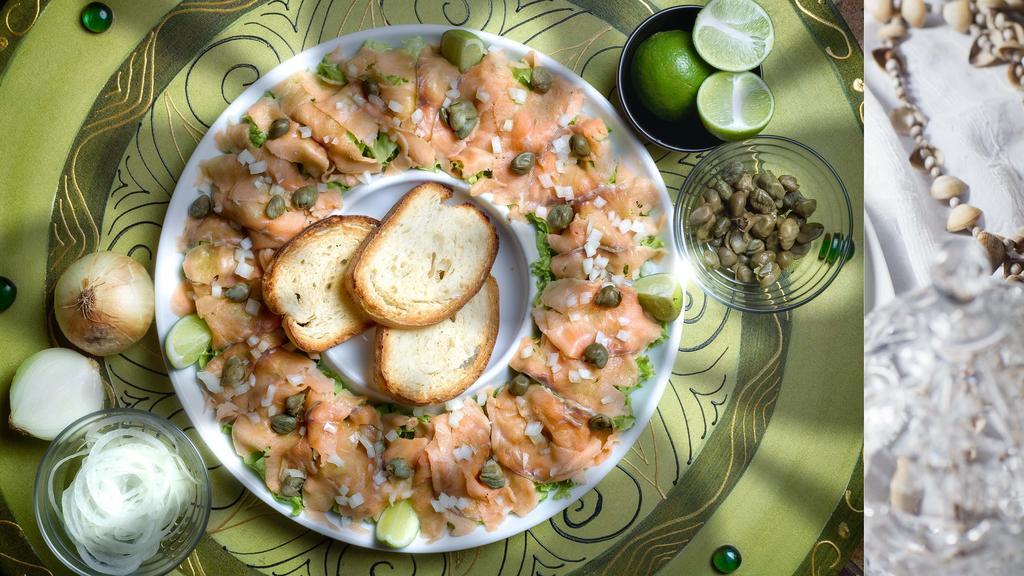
top-left (631, 30), bottom-right (713, 121)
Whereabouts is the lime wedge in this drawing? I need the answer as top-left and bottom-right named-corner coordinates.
top-left (696, 71), bottom-right (774, 141)
top-left (634, 273), bottom-right (683, 322)
top-left (693, 0), bottom-right (775, 72)
top-left (376, 500), bottom-right (420, 548)
top-left (165, 314), bottom-right (213, 370)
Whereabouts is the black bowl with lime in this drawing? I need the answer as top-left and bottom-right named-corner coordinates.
top-left (617, 2), bottom-right (774, 152)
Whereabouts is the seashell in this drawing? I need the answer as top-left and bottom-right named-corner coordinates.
top-left (930, 175), bottom-right (968, 200)
top-left (909, 146), bottom-right (943, 172)
top-left (946, 204), bottom-right (982, 232)
top-left (902, 0), bottom-right (927, 28)
top-left (970, 36), bottom-right (1000, 66)
top-left (995, 41), bottom-right (1024, 59)
top-left (977, 0), bottom-right (1007, 10)
top-left (1010, 64), bottom-right (1024, 89)
top-left (943, 0), bottom-right (971, 33)
top-left (877, 18), bottom-right (908, 40)
top-left (867, 0), bottom-right (894, 22)
top-left (976, 231), bottom-right (1006, 270)
top-left (889, 106), bottom-right (918, 136)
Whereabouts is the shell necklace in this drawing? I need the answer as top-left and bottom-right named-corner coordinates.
top-left (869, 0), bottom-right (1024, 279)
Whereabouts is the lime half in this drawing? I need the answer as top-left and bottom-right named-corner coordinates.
top-left (697, 71), bottom-right (774, 141)
top-left (376, 500), bottom-right (420, 548)
top-left (634, 273), bottom-right (683, 323)
top-left (693, 0), bottom-right (775, 72)
top-left (165, 314), bottom-right (213, 370)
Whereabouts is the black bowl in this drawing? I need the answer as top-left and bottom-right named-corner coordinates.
top-left (617, 5), bottom-right (762, 153)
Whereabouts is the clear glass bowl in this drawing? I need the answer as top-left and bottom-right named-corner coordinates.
top-left (34, 409), bottom-right (211, 576)
top-left (673, 135), bottom-right (854, 313)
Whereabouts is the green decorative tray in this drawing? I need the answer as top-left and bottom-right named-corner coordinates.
top-left (0, 1), bottom-right (863, 574)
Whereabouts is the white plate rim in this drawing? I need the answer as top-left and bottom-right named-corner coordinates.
top-left (154, 24), bottom-right (685, 553)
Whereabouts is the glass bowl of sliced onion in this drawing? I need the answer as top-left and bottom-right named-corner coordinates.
top-left (34, 409), bottom-right (210, 576)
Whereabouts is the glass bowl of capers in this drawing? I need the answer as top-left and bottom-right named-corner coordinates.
top-left (674, 135), bottom-right (853, 313)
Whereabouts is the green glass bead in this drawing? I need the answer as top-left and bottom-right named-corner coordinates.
top-left (711, 544), bottom-right (742, 574)
top-left (0, 276), bottom-right (15, 313)
top-left (81, 2), bottom-right (113, 34)
top-left (826, 234), bottom-right (844, 264)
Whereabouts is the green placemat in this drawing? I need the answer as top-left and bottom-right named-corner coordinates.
top-left (0, 1), bottom-right (863, 575)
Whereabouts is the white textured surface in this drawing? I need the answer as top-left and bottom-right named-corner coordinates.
top-left (866, 12), bottom-right (1024, 295)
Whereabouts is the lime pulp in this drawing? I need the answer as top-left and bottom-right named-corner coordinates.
top-left (696, 71), bottom-right (774, 141)
top-left (376, 499), bottom-right (420, 548)
top-left (693, 0), bottom-right (775, 72)
top-left (634, 273), bottom-right (684, 322)
top-left (165, 314), bottom-right (213, 370)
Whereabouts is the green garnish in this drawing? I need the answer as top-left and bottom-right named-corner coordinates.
top-left (401, 36), bottom-right (426, 58)
top-left (397, 425), bottom-right (416, 439)
top-left (608, 164), bottom-right (618, 184)
top-left (316, 57), bottom-right (347, 85)
top-left (526, 214), bottom-right (556, 304)
top-left (348, 131), bottom-right (399, 166)
top-left (242, 115), bottom-right (266, 148)
top-left (535, 480), bottom-right (575, 501)
top-left (416, 413), bottom-right (432, 424)
top-left (220, 422), bottom-right (233, 435)
top-left (384, 74), bottom-right (409, 85)
top-left (640, 236), bottom-right (665, 249)
top-left (317, 359), bottom-right (347, 393)
top-left (612, 414), bottom-right (636, 431)
top-left (648, 323), bottom-right (670, 348)
top-left (197, 346), bottom-right (217, 370)
top-left (274, 493), bottom-right (304, 516)
top-left (636, 355), bottom-right (654, 384)
top-left (326, 181), bottom-right (350, 194)
top-left (510, 65), bottom-right (532, 87)
top-left (465, 169), bottom-right (492, 184)
top-left (263, 90), bottom-right (276, 99)
top-left (243, 450), bottom-right (268, 480)
top-left (363, 39), bottom-right (392, 52)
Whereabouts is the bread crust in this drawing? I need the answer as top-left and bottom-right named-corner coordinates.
top-left (263, 215), bottom-right (378, 352)
top-left (346, 182), bottom-right (499, 328)
top-left (374, 276), bottom-right (500, 405)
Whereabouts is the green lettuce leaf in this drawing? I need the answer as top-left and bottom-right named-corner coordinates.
top-left (526, 214), bottom-right (555, 304)
top-left (535, 480), bottom-right (575, 502)
top-left (316, 58), bottom-right (347, 85)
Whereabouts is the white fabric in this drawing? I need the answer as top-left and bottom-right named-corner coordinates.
top-left (865, 12), bottom-right (1024, 299)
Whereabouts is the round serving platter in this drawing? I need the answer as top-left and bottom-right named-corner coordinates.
top-left (153, 25), bottom-right (684, 552)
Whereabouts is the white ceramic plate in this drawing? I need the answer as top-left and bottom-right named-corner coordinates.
top-left (154, 25), bottom-right (684, 552)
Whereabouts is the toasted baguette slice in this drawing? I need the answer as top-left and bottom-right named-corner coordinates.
top-left (346, 182), bottom-right (498, 327)
top-left (375, 276), bottom-right (499, 405)
top-left (263, 215), bottom-right (378, 352)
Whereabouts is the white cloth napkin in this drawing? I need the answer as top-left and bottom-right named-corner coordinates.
top-left (865, 14), bottom-right (1024, 296)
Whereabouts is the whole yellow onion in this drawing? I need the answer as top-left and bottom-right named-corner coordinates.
top-left (54, 251), bottom-right (155, 356)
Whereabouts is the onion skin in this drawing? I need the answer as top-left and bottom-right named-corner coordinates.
top-left (54, 252), bottom-right (154, 356)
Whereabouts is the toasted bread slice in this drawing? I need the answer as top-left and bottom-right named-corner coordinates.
top-left (375, 276), bottom-right (499, 405)
top-left (346, 182), bottom-right (498, 327)
top-left (263, 215), bottom-right (377, 352)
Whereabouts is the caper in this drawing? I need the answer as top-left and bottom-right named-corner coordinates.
top-left (440, 29), bottom-right (486, 72)
top-left (757, 262), bottom-right (782, 288)
top-left (292, 185), bottom-right (319, 210)
top-left (189, 195), bottom-right (211, 219)
top-left (778, 174), bottom-right (800, 192)
top-left (736, 172), bottom-right (755, 192)
top-left (510, 152), bottom-right (535, 175)
top-left (756, 171), bottom-right (785, 200)
top-left (386, 457), bottom-right (413, 479)
top-left (797, 222), bottom-right (825, 244)
top-left (777, 250), bottom-right (797, 270)
top-left (749, 188), bottom-right (775, 214)
top-left (221, 356), bottom-right (246, 386)
top-left (718, 246), bottom-right (738, 269)
top-left (689, 204), bottom-right (713, 226)
top-left (712, 216), bottom-right (731, 238)
top-left (777, 217), bottom-right (800, 250)
top-left (751, 250), bottom-right (775, 268)
top-left (701, 188), bottom-right (723, 214)
top-left (268, 118), bottom-right (291, 140)
top-left (509, 373), bottom-right (531, 396)
top-left (583, 342), bottom-right (609, 369)
top-left (225, 283), bottom-right (250, 303)
top-left (750, 213), bottom-right (776, 238)
top-left (271, 414), bottom-right (298, 434)
top-left (702, 248), bottom-right (720, 270)
top-left (728, 229), bottom-right (749, 255)
top-left (266, 195), bottom-right (286, 219)
top-left (721, 161), bottom-right (744, 184)
top-left (765, 231), bottom-right (780, 253)
top-left (729, 190), bottom-right (748, 218)
top-left (530, 66), bottom-right (553, 94)
top-left (569, 133), bottom-right (591, 157)
top-left (285, 390), bottom-right (307, 417)
top-left (713, 178), bottom-right (733, 202)
top-left (588, 414), bottom-right (613, 431)
top-left (782, 190), bottom-right (803, 212)
top-left (791, 242), bottom-right (812, 258)
top-left (745, 239), bottom-right (765, 254)
top-left (479, 459), bottom-right (506, 489)
top-left (281, 475), bottom-right (304, 497)
top-left (546, 204), bottom-right (574, 233)
top-left (696, 219), bottom-right (715, 241)
top-left (736, 264), bottom-right (755, 283)
top-left (445, 100), bottom-right (479, 139)
top-left (594, 285), bottom-right (621, 308)
top-left (365, 78), bottom-right (380, 97)
top-left (794, 198), bottom-right (818, 218)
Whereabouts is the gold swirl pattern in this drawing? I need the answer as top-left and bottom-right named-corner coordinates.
top-left (791, 0), bottom-right (852, 60)
top-left (811, 540), bottom-right (842, 576)
top-left (3, 0), bottom-right (40, 38)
